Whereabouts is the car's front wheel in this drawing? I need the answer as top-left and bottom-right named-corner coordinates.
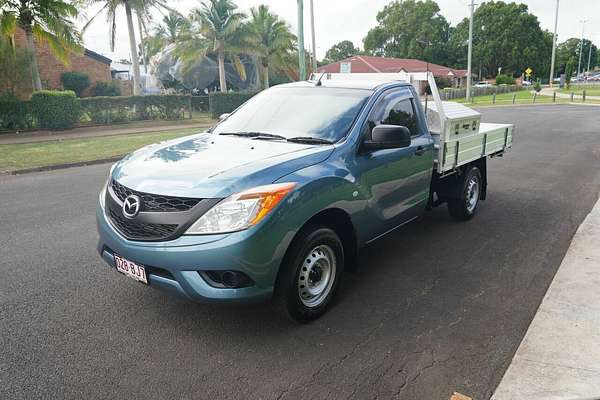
top-left (275, 225), bottom-right (344, 323)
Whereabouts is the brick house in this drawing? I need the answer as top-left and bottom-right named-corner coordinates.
top-left (13, 28), bottom-right (112, 98)
top-left (317, 55), bottom-right (469, 90)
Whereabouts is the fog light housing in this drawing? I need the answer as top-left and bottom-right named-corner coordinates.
top-left (199, 270), bottom-right (254, 288)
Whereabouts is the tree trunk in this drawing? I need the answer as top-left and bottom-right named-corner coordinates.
top-left (125, 2), bottom-right (142, 95)
top-left (263, 63), bottom-right (270, 89)
top-left (24, 28), bottom-right (42, 91)
top-left (136, 12), bottom-right (147, 74)
top-left (217, 45), bottom-right (227, 92)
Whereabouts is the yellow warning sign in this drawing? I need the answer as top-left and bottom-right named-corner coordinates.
top-left (525, 67), bottom-right (533, 76)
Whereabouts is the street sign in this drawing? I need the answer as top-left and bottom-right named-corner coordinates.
top-left (525, 67), bottom-right (533, 76)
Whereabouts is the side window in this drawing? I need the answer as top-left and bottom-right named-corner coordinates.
top-left (363, 92), bottom-right (420, 139)
top-left (383, 99), bottom-right (418, 136)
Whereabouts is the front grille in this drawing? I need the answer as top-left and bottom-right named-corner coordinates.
top-left (111, 180), bottom-right (201, 212)
top-left (108, 209), bottom-right (178, 240)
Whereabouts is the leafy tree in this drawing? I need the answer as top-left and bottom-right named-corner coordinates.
top-left (447, 1), bottom-right (552, 78)
top-left (324, 40), bottom-right (358, 63)
top-left (363, 0), bottom-right (450, 65)
top-left (82, 0), bottom-right (175, 95)
top-left (245, 5), bottom-right (295, 89)
top-left (556, 38), bottom-right (597, 76)
top-left (565, 60), bottom-right (574, 87)
top-left (0, 0), bottom-right (82, 91)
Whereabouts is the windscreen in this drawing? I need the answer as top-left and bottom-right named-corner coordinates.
top-left (212, 87), bottom-right (371, 142)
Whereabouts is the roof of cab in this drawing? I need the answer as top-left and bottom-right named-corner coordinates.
top-left (276, 79), bottom-right (411, 91)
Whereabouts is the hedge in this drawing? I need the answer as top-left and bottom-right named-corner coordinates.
top-left (209, 91), bottom-right (259, 118)
top-left (0, 93), bottom-right (193, 131)
top-left (79, 94), bottom-right (191, 124)
top-left (191, 95), bottom-right (209, 112)
top-left (0, 93), bottom-right (32, 130)
top-left (31, 90), bottom-right (80, 129)
top-left (92, 81), bottom-right (121, 97)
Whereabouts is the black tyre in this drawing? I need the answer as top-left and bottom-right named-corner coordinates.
top-left (275, 225), bottom-right (344, 323)
top-left (447, 166), bottom-right (482, 221)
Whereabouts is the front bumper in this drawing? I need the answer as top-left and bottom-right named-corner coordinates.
top-left (96, 204), bottom-right (293, 303)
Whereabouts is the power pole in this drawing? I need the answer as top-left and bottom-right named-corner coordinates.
top-left (309, 0), bottom-right (317, 74)
top-left (577, 20), bottom-right (588, 77)
top-left (587, 41), bottom-right (593, 75)
top-left (466, 0), bottom-right (475, 102)
top-left (549, 0), bottom-right (559, 87)
top-left (297, 0), bottom-right (306, 81)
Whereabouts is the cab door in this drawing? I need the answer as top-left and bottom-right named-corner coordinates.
top-left (353, 88), bottom-right (434, 241)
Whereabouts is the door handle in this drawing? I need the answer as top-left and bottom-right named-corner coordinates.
top-left (414, 146), bottom-right (426, 156)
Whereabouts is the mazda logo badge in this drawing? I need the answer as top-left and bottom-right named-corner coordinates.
top-left (122, 195), bottom-right (142, 219)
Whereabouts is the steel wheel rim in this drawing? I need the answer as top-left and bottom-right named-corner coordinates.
top-left (466, 175), bottom-right (479, 213)
top-left (298, 245), bottom-right (336, 307)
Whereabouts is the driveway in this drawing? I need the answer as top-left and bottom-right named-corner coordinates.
top-left (1, 105), bottom-right (599, 399)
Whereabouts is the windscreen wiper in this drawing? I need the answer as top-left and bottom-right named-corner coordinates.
top-left (219, 132), bottom-right (286, 141)
top-left (286, 136), bottom-right (334, 145)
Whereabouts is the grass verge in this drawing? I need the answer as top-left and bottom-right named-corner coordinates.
top-left (0, 128), bottom-right (200, 173)
top-left (453, 90), bottom-right (600, 106)
top-left (557, 84), bottom-right (600, 97)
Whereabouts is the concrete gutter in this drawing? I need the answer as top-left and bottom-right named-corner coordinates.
top-left (492, 195), bottom-right (600, 400)
top-left (0, 156), bottom-right (122, 176)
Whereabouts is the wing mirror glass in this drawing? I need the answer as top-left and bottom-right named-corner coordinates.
top-left (363, 125), bottom-right (411, 151)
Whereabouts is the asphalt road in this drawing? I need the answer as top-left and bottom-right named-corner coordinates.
top-left (1, 105), bottom-right (599, 400)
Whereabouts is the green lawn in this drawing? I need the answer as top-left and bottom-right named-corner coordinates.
top-left (0, 128), bottom-right (200, 173)
top-left (454, 90), bottom-right (600, 106)
top-left (557, 84), bottom-right (600, 96)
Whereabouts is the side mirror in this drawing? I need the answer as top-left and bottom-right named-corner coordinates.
top-left (363, 125), bottom-right (411, 151)
top-left (219, 113), bottom-right (231, 121)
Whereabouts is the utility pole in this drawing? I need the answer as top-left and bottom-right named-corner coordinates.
top-left (297, 0), bottom-right (306, 81)
top-left (587, 41), bottom-right (593, 75)
top-left (309, 0), bottom-right (317, 74)
top-left (549, 0), bottom-right (559, 87)
top-left (577, 19), bottom-right (588, 77)
top-left (466, 0), bottom-right (475, 102)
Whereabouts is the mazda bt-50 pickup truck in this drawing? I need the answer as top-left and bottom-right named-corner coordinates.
top-left (97, 74), bottom-right (513, 322)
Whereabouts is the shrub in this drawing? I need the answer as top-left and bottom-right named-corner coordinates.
top-left (31, 90), bottom-right (80, 129)
top-left (495, 74), bottom-right (515, 85)
top-left (533, 79), bottom-right (542, 93)
top-left (79, 94), bottom-right (191, 124)
top-left (209, 91), bottom-right (259, 118)
top-left (92, 81), bottom-right (121, 97)
top-left (0, 92), bottom-right (32, 130)
top-left (60, 72), bottom-right (90, 97)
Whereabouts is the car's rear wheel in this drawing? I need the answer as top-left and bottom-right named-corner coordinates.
top-left (275, 225), bottom-right (344, 323)
top-left (448, 166), bottom-right (482, 221)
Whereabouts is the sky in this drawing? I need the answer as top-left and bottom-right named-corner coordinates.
top-left (80, 0), bottom-right (600, 63)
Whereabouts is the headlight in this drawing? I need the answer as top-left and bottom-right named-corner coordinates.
top-left (185, 182), bottom-right (297, 235)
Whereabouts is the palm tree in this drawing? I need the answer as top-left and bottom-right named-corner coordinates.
top-left (0, 0), bottom-right (82, 91)
top-left (82, 0), bottom-right (174, 95)
top-left (192, 0), bottom-right (244, 92)
top-left (245, 5), bottom-right (295, 89)
top-left (155, 12), bottom-right (188, 43)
